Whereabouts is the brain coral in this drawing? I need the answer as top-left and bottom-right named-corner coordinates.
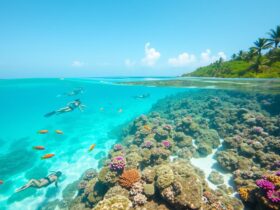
top-left (118, 169), bottom-right (141, 188)
top-left (93, 195), bottom-right (132, 210)
top-left (156, 165), bottom-right (174, 189)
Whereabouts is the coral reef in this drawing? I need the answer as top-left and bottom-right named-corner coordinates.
top-left (208, 171), bottom-right (224, 185)
top-left (118, 169), bottom-right (141, 188)
top-left (109, 156), bottom-right (126, 171)
top-left (62, 90), bottom-right (280, 210)
top-left (93, 195), bottom-right (132, 210)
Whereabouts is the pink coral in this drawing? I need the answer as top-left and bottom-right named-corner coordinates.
top-left (162, 140), bottom-right (171, 148)
top-left (142, 141), bottom-right (153, 149)
top-left (256, 179), bottom-right (275, 190)
top-left (266, 190), bottom-right (280, 203)
top-left (252, 126), bottom-right (264, 134)
top-left (109, 156), bottom-right (126, 171)
top-left (114, 144), bottom-right (123, 151)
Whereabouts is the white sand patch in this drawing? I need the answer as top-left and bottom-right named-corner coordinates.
top-left (169, 155), bottom-right (178, 162)
top-left (190, 139), bottom-right (234, 193)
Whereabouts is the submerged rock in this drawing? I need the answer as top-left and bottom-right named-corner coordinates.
top-left (208, 171), bottom-right (224, 185)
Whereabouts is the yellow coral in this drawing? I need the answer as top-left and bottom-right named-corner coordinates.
top-left (265, 175), bottom-right (280, 187)
top-left (238, 187), bottom-right (250, 202)
top-left (118, 169), bottom-right (141, 188)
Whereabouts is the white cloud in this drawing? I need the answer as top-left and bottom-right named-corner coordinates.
top-left (142, 42), bottom-right (161, 66)
top-left (124, 59), bottom-right (135, 67)
top-left (200, 49), bottom-right (227, 64)
top-left (72, 60), bottom-right (85, 67)
top-left (168, 52), bottom-right (196, 67)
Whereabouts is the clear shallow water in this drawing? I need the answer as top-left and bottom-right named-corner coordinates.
top-left (0, 78), bottom-right (187, 210)
top-left (0, 77), bottom-right (279, 210)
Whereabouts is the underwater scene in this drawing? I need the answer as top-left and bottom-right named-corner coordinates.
top-left (0, 77), bottom-right (279, 210)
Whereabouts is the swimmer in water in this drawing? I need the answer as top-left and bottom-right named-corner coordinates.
top-left (15, 171), bottom-right (62, 193)
top-left (44, 99), bottom-right (86, 117)
top-left (133, 93), bottom-right (150, 99)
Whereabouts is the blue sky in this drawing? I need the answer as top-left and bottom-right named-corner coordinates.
top-left (0, 0), bottom-right (279, 78)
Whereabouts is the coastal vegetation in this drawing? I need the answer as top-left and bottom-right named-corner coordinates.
top-left (184, 25), bottom-right (280, 78)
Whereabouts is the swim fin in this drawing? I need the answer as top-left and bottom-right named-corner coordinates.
top-left (44, 111), bottom-right (56, 117)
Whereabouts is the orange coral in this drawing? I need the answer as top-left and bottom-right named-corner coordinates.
top-left (118, 169), bottom-right (141, 188)
top-left (238, 187), bottom-right (250, 202)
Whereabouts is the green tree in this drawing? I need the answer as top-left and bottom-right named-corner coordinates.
top-left (246, 48), bottom-right (257, 61)
top-left (249, 56), bottom-right (269, 74)
top-left (251, 38), bottom-right (272, 56)
top-left (231, 53), bottom-right (237, 60)
top-left (268, 25), bottom-right (280, 48)
top-left (236, 50), bottom-right (247, 60)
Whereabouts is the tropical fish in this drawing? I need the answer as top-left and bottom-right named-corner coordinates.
top-left (118, 108), bottom-right (123, 113)
top-left (143, 125), bottom-right (151, 131)
top-left (41, 154), bottom-right (55, 159)
top-left (0, 180), bottom-right (3, 185)
top-left (55, 130), bottom-right (63, 134)
top-left (33, 146), bottom-right (45, 150)
top-left (38, 130), bottom-right (48, 134)
top-left (88, 144), bottom-right (96, 152)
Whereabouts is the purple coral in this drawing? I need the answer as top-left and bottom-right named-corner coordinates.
top-left (114, 144), bottom-right (123, 151)
top-left (109, 156), bottom-right (126, 171)
top-left (143, 141), bottom-right (153, 149)
top-left (162, 140), bottom-right (171, 148)
top-left (252, 126), bottom-right (264, 134)
top-left (273, 161), bottom-right (280, 169)
top-left (256, 179), bottom-right (275, 191)
top-left (266, 190), bottom-right (280, 203)
top-left (275, 171), bottom-right (280, 176)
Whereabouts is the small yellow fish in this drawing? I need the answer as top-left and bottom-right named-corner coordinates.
top-left (55, 130), bottom-right (63, 134)
top-left (38, 130), bottom-right (48, 134)
top-left (88, 144), bottom-right (96, 152)
top-left (143, 125), bottom-right (151, 131)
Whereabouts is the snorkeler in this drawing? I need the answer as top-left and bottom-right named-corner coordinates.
top-left (44, 99), bottom-right (86, 117)
top-left (15, 171), bottom-right (62, 193)
top-left (133, 93), bottom-right (150, 99)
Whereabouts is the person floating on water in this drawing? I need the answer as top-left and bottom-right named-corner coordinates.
top-left (44, 99), bottom-right (86, 117)
top-left (15, 171), bottom-right (62, 193)
top-left (133, 93), bottom-right (150, 99)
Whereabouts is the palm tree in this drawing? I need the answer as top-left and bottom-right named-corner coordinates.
top-left (249, 56), bottom-right (269, 74)
top-left (246, 48), bottom-right (258, 61)
top-left (237, 50), bottom-right (247, 60)
top-left (268, 25), bottom-right (280, 48)
top-left (231, 53), bottom-right (237, 60)
top-left (251, 38), bottom-right (272, 56)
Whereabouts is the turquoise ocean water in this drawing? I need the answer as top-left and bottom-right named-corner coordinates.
top-left (0, 78), bottom-right (187, 210)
